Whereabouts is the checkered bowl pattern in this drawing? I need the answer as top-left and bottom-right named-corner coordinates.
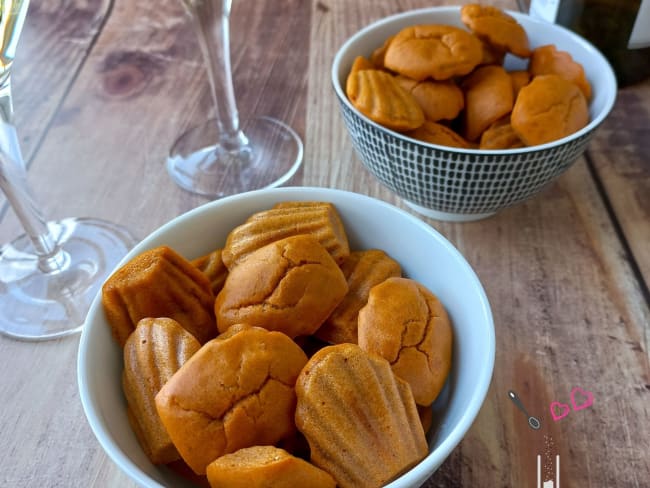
top-left (337, 98), bottom-right (596, 217)
top-left (332, 7), bottom-right (617, 221)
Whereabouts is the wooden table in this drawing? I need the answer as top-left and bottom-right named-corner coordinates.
top-left (1, 1), bottom-right (648, 486)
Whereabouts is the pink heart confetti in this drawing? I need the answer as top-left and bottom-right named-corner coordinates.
top-left (550, 401), bottom-right (570, 421)
top-left (570, 386), bottom-right (594, 411)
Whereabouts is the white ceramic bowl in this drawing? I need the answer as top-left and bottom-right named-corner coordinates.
top-left (332, 6), bottom-right (617, 221)
top-left (78, 187), bottom-right (495, 487)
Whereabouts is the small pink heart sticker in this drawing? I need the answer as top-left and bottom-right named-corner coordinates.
top-left (550, 401), bottom-right (570, 421)
top-left (570, 386), bottom-right (594, 411)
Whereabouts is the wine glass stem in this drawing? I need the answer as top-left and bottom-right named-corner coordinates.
top-left (0, 72), bottom-right (14, 123)
top-left (189, 0), bottom-right (248, 151)
top-left (0, 76), bottom-right (67, 273)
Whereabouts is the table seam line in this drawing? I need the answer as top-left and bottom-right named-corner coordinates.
top-left (584, 149), bottom-right (650, 309)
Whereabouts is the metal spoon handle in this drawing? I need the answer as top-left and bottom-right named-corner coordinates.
top-left (508, 390), bottom-right (531, 417)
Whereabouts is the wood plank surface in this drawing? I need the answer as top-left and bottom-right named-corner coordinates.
top-left (1, 0), bottom-right (310, 241)
top-left (11, 0), bottom-right (112, 162)
top-left (587, 80), bottom-right (650, 293)
top-left (0, 0), bottom-right (111, 214)
top-left (0, 0), bottom-right (648, 487)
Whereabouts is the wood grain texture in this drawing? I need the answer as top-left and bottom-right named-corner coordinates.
top-left (586, 80), bottom-right (650, 294)
top-left (0, 0), bottom-right (111, 215)
top-left (0, 0), bottom-right (648, 487)
top-left (422, 161), bottom-right (650, 487)
top-left (1, 0), bottom-right (310, 242)
top-left (11, 0), bottom-right (112, 162)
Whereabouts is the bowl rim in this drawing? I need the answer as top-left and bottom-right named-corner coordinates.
top-left (331, 5), bottom-right (617, 155)
top-left (77, 186), bottom-right (496, 488)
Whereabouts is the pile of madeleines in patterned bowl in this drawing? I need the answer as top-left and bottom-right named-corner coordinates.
top-left (332, 4), bottom-right (617, 221)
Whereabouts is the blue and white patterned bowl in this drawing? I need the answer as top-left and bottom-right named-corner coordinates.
top-left (331, 6), bottom-right (617, 221)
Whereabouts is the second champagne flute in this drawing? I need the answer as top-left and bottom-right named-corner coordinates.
top-left (167, 0), bottom-right (303, 198)
top-left (0, 0), bottom-right (137, 340)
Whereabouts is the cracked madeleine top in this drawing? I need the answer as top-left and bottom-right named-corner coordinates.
top-left (511, 74), bottom-right (589, 146)
top-left (384, 24), bottom-right (483, 81)
top-left (358, 277), bottom-right (453, 406)
top-left (155, 326), bottom-right (308, 475)
top-left (215, 234), bottom-right (349, 338)
top-left (461, 4), bottom-right (531, 58)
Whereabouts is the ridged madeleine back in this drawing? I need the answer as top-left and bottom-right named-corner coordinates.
top-left (122, 318), bottom-right (201, 464)
top-left (221, 202), bottom-right (350, 269)
top-left (102, 246), bottom-right (217, 346)
top-left (191, 249), bottom-right (229, 296)
top-left (295, 343), bottom-right (428, 488)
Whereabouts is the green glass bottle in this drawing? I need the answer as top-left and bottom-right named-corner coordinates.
top-left (529, 0), bottom-right (650, 87)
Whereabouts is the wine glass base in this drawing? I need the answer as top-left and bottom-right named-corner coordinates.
top-left (0, 218), bottom-right (137, 341)
top-left (167, 115), bottom-right (303, 198)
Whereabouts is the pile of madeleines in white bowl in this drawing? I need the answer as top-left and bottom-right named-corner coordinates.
top-left (78, 186), bottom-right (495, 488)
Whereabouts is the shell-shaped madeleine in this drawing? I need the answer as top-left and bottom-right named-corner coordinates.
top-left (222, 202), bottom-right (350, 269)
top-left (529, 44), bottom-right (591, 100)
top-left (395, 77), bottom-right (465, 123)
top-left (480, 116), bottom-right (525, 150)
top-left (370, 34), bottom-right (395, 69)
top-left (295, 344), bottom-right (428, 488)
top-left (155, 326), bottom-right (309, 475)
top-left (216, 235), bottom-right (349, 338)
top-left (102, 245), bottom-right (217, 346)
top-left (407, 120), bottom-right (472, 149)
top-left (122, 317), bottom-right (201, 464)
top-left (316, 249), bottom-right (401, 345)
top-left (461, 65), bottom-right (514, 142)
top-left (191, 248), bottom-right (229, 295)
top-left (206, 446), bottom-right (336, 488)
top-left (511, 74), bottom-right (588, 146)
top-left (346, 69), bottom-right (425, 132)
top-left (358, 277), bottom-right (453, 406)
top-left (461, 4), bottom-right (531, 58)
top-left (384, 25), bottom-right (483, 81)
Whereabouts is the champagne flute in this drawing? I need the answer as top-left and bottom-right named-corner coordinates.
top-left (0, 0), bottom-right (136, 340)
top-left (167, 0), bottom-right (303, 198)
